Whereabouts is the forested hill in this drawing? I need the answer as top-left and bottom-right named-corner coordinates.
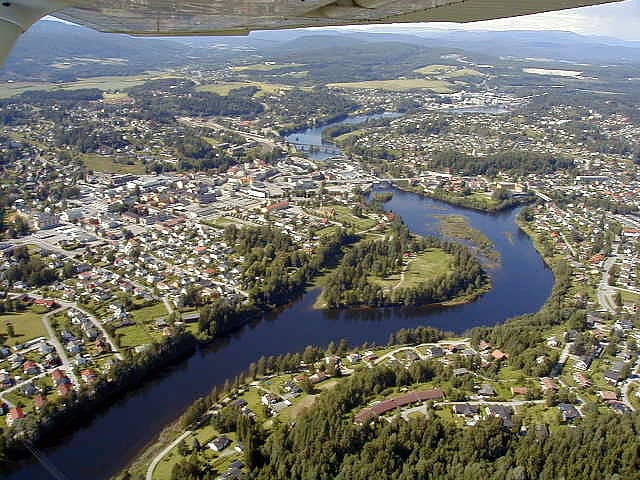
top-left (3, 21), bottom-right (199, 81)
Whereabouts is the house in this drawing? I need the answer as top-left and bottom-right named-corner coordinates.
top-left (22, 360), bottom-right (40, 375)
top-left (453, 404), bottom-right (479, 417)
top-left (261, 393), bottom-right (279, 406)
top-left (208, 435), bottom-right (231, 452)
top-left (573, 372), bottom-right (592, 388)
top-left (81, 369), bottom-right (98, 384)
top-left (58, 383), bottom-right (73, 397)
top-left (603, 370), bottom-right (621, 385)
top-left (546, 336), bottom-right (560, 348)
top-left (0, 372), bottom-right (13, 388)
top-left (575, 355), bottom-right (593, 371)
top-left (6, 407), bottom-right (25, 427)
top-left (33, 298), bottom-right (58, 309)
top-left (511, 386), bottom-right (529, 397)
top-left (426, 346), bottom-right (444, 358)
top-left (309, 372), bottom-right (329, 384)
top-left (231, 398), bottom-right (248, 409)
top-left (478, 384), bottom-right (496, 397)
top-left (491, 349), bottom-right (508, 361)
top-left (453, 368), bottom-right (470, 376)
top-left (607, 400), bottom-right (631, 414)
top-left (21, 383), bottom-right (37, 396)
top-left (485, 405), bottom-right (513, 427)
top-left (354, 389), bottom-right (445, 424)
top-left (599, 391), bottom-right (618, 402)
top-left (52, 369), bottom-right (70, 385)
top-left (283, 381), bottom-right (302, 394)
top-left (558, 403), bottom-right (580, 422)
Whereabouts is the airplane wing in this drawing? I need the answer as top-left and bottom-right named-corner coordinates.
top-left (0, 0), bottom-right (623, 64)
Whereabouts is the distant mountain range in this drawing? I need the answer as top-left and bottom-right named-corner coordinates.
top-left (2, 20), bottom-right (640, 82)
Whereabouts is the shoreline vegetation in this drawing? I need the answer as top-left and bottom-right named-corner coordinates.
top-left (0, 195), bottom-right (514, 474)
top-left (436, 214), bottom-right (501, 267)
top-left (313, 218), bottom-right (488, 310)
top-left (392, 182), bottom-right (533, 213)
top-left (0, 193), bottom-right (520, 470)
top-left (114, 215), bottom-right (572, 480)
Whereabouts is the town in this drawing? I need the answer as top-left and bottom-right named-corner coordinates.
top-left (0, 29), bottom-right (640, 480)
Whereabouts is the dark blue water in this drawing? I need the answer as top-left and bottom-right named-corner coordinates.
top-left (285, 112), bottom-right (402, 160)
top-left (6, 186), bottom-right (553, 480)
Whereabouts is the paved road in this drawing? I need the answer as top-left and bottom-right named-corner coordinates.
top-left (40, 307), bottom-right (79, 386)
top-left (0, 307), bottom-right (80, 407)
top-left (551, 342), bottom-right (573, 378)
top-left (145, 429), bottom-right (192, 480)
top-left (23, 294), bottom-right (123, 360)
top-left (598, 255), bottom-right (618, 314)
top-left (12, 236), bottom-right (87, 259)
top-left (71, 304), bottom-right (123, 361)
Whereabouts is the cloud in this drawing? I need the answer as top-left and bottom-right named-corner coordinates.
top-left (349, 0), bottom-right (640, 41)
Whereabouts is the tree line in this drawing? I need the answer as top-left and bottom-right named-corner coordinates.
top-left (322, 220), bottom-right (486, 308)
top-left (194, 225), bottom-right (351, 339)
top-left (430, 149), bottom-right (575, 177)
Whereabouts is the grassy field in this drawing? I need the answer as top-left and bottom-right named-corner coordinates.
top-left (82, 154), bottom-right (146, 174)
top-left (369, 248), bottom-right (453, 290)
top-left (621, 290), bottom-right (640, 305)
top-left (0, 309), bottom-right (46, 346)
top-left (131, 303), bottom-right (168, 324)
top-left (414, 64), bottom-right (457, 75)
top-left (328, 79), bottom-right (453, 93)
top-left (443, 68), bottom-right (486, 78)
top-left (196, 81), bottom-right (300, 97)
top-left (414, 64), bottom-right (485, 79)
top-left (318, 205), bottom-right (378, 231)
top-left (0, 71), bottom-right (178, 98)
top-left (116, 323), bottom-right (154, 349)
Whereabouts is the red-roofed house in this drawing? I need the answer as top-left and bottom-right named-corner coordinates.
top-left (58, 383), bottom-right (73, 397)
top-left (491, 349), bottom-right (508, 361)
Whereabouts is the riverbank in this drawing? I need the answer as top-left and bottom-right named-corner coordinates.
top-left (437, 214), bottom-right (501, 267)
top-left (393, 182), bottom-right (533, 213)
top-left (5, 187), bottom-right (554, 480)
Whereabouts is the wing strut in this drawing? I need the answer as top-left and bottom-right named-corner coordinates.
top-left (0, 1), bottom-right (55, 65)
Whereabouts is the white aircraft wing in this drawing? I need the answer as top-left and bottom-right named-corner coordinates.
top-left (0, 0), bottom-right (623, 64)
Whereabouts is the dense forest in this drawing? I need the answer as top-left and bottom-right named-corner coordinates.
top-left (430, 149), bottom-right (575, 177)
top-left (127, 79), bottom-right (264, 123)
top-left (322, 220), bottom-right (486, 307)
top-left (194, 225), bottom-right (351, 338)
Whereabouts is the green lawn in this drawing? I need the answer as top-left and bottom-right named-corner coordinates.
top-left (0, 309), bottom-right (47, 346)
top-left (328, 79), bottom-right (454, 93)
top-left (414, 64), bottom-right (457, 75)
top-left (196, 81), bottom-right (306, 97)
top-left (116, 323), bottom-right (154, 349)
top-left (82, 154), bottom-right (146, 174)
top-left (131, 303), bottom-right (168, 324)
top-left (0, 72), bottom-right (178, 98)
top-left (369, 248), bottom-right (453, 290)
top-left (620, 290), bottom-right (640, 305)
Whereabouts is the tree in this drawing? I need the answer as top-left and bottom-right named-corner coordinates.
top-left (6, 323), bottom-right (14, 338)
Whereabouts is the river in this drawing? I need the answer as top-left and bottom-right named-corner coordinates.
top-left (284, 112), bottom-right (402, 160)
top-left (7, 120), bottom-right (552, 480)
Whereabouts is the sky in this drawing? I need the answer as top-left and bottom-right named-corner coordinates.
top-left (339, 0), bottom-right (640, 41)
top-left (44, 0), bottom-right (640, 42)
